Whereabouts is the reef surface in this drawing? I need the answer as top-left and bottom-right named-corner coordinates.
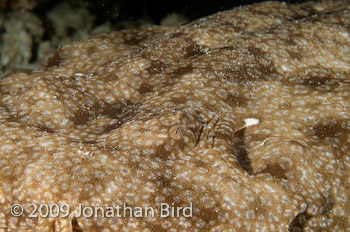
top-left (1, 1), bottom-right (350, 231)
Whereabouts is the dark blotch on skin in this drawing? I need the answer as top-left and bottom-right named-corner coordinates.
top-left (303, 74), bottom-right (332, 88)
top-left (309, 119), bottom-right (350, 159)
top-left (288, 210), bottom-right (312, 232)
top-left (156, 174), bottom-right (171, 188)
top-left (225, 93), bottom-right (247, 107)
top-left (246, 46), bottom-right (277, 77)
top-left (147, 60), bottom-right (166, 74)
top-left (72, 217), bottom-right (83, 232)
top-left (123, 34), bottom-right (147, 45)
top-left (100, 122), bottom-right (122, 134)
top-left (71, 109), bottom-right (92, 125)
top-left (297, 71), bottom-right (340, 91)
top-left (45, 52), bottom-right (65, 69)
top-left (184, 44), bottom-right (206, 58)
top-left (259, 164), bottom-right (287, 180)
top-left (169, 31), bottom-right (185, 39)
top-left (173, 64), bottom-right (194, 77)
top-left (196, 205), bottom-right (220, 227)
top-left (71, 101), bottom-right (136, 125)
top-left (36, 125), bottom-right (55, 133)
top-left (313, 120), bottom-right (343, 140)
top-left (321, 194), bottom-right (335, 215)
top-left (222, 46), bottom-right (277, 84)
top-left (170, 96), bottom-right (188, 105)
top-left (138, 82), bottom-right (154, 94)
top-left (154, 143), bottom-right (172, 161)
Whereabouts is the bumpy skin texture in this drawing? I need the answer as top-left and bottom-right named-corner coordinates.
top-left (1, 1), bottom-right (350, 231)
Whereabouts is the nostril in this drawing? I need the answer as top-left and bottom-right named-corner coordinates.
top-left (168, 124), bottom-right (187, 140)
top-left (232, 118), bottom-right (259, 175)
top-left (232, 129), bottom-right (253, 175)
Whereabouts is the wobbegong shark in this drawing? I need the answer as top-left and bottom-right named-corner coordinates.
top-left (0, 0), bottom-right (350, 231)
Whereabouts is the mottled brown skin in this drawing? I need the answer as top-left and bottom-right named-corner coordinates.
top-left (1, 1), bottom-right (350, 231)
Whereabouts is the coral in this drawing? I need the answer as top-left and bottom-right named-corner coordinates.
top-left (0, 11), bottom-right (43, 76)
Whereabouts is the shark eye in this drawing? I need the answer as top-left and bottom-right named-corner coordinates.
top-left (168, 124), bottom-right (187, 140)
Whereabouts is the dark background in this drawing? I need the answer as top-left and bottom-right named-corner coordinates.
top-left (113, 0), bottom-right (312, 23)
top-left (3, 0), bottom-right (313, 26)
